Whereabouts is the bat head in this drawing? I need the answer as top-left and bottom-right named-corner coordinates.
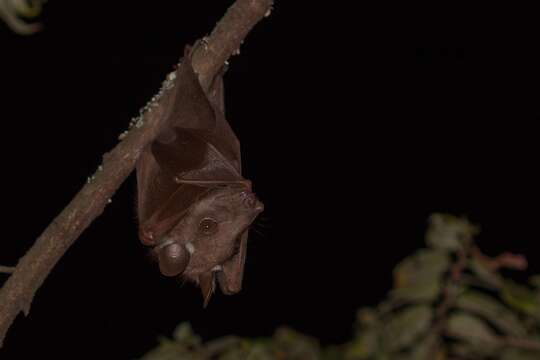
top-left (152, 185), bottom-right (263, 305)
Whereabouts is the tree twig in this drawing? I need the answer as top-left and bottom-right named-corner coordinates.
top-left (503, 336), bottom-right (540, 352)
top-left (426, 241), bottom-right (470, 359)
top-left (0, 266), bottom-right (15, 275)
top-left (0, 0), bottom-right (273, 347)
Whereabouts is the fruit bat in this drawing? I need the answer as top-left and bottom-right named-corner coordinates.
top-left (136, 45), bottom-right (263, 306)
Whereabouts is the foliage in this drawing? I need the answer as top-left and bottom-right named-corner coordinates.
top-left (140, 214), bottom-right (540, 360)
top-left (0, 0), bottom-right (45, 35)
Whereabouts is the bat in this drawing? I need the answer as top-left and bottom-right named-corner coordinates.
top-left (136, 45), bottom-right (264, 306)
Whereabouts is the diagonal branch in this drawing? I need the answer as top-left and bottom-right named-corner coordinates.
top-left (0, 266), bottom-right (15, 274)
top-left (0, 0), bottom-right (273, 347)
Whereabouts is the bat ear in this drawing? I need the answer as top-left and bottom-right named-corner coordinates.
top-left (217, 231), bottom-right (248, 294)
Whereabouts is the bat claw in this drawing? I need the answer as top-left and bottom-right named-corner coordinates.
top-left (199, 271), bottom-right (216, 308)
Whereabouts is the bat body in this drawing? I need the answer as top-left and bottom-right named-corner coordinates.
top-left (136, 46), bottom-right (263, 305)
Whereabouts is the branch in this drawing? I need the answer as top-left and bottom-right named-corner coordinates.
top-left (0, 0), bottom-right (273, 347)
top-left (426, 242), bottom-right (470, 359)
top-left (503, 337), bottom-right (540, 352)
top-left (0, 266), bottom-right (15, 274)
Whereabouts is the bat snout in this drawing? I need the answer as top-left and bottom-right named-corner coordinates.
top-left (241, 192), bottom-right (264, 213)
top-left (254, 200), bottom-right (264, 213)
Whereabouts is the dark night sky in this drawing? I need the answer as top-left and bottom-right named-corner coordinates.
top-left (0, 1), bottom-right (538, 358)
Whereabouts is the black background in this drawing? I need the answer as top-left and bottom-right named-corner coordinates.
top-left (0, 1), bottom-right (538, 358)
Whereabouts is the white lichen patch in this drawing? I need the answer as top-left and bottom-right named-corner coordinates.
top-left (200, 36), bottom-right (209, 51)
top-left (135, 118), bottom-right (145, 128)
top-left (118, 130), bottom-right (129, 140)
top-left (167, 71), bottom-right (176, 82)
top-left (119, 64), bottom-right (177, 141)
top-left (127, 69), bottom-right (177, 130)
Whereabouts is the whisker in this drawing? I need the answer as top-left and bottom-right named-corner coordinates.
top-left (253, 215), bottom-right (272, 229)
top-left (250, 223), bottom-right (268, 238)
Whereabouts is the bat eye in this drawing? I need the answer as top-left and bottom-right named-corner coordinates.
top-left (199, 218), bottom-right (218, 235)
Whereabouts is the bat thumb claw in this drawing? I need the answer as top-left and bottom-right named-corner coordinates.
top-left (199, 271), bottom-right (216, 308)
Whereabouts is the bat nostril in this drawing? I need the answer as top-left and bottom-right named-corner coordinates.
top-left (242, 192), bottom-right (262, 210)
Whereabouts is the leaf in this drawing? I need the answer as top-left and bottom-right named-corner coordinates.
top-left (391, 250), bottom-right (450, 303)
top-left (530, 275), bottom-right (540, 289)
top-left (469, 257), bottom-right (503, 289)
top-left (273, 327), bottom-right (320, 360)
top-left (344, 329), bottom-right (379, 359)
top-left (426, 213), bottom-right (478, 251)
top-left (384, 305), bottom-right (433, 351)
top-left (450, 341), bottom-right (498, 359)
top-left (391, 280), bottom-right (441, 304)
top-left (173, 322), bottom-right (201, 346)
top-left (140, 338), bottom-right (202, 360)
top-left (404, 334), bottom-right (444, 360)
top-left (236, 343), bottom-right (274, 360)
top-left (394, 250), bottom-right (450, 287)
top-left (501, 348), bottom-right (540, 360)
top-left (447, 312), bottom-right (499, 345)
top-left (356, 307), bottom-right (379, 326)
top-left (455, 291), bottom-right (527, 337)
top-left (501, 280), bottom-right (540, 318)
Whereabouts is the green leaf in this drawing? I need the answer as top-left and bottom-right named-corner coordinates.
top-left (501, 280), bottom-right (540, 318)
top-left (383, 305), bottom-right (433, 351)
top-left (426, 213), bottom-right (478, 251)
top-left (345, 329), bottom-right (379, 359)
top-left (405, 334), bottom-right (443, 360)
top-left (501, 348), bottom-right (540, 360)
top-left (273, 327), bottom-right (320, 360)
top-left (450, 341), bottom-right (498, 359)
top-left (140, 338), bottom-right (202, 360)
top-left (394, 250), bottom-right (451, 287)
top-left (356, 307), bottom-right (379, 326)
top-left (173, 322), bottom-right (201, 346)
top-left (530, 275), bottom-right (540, 289)
top-left (447, 312), bottom-right (499, 345)
top-left (391, 250), bottom-right (450, 303)
top-left (390, 280), bottom-right (441, 304)
top-left (469, 257), bottom-right (503, 289)
top-left (455, 291), bottom-right (527, 337)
